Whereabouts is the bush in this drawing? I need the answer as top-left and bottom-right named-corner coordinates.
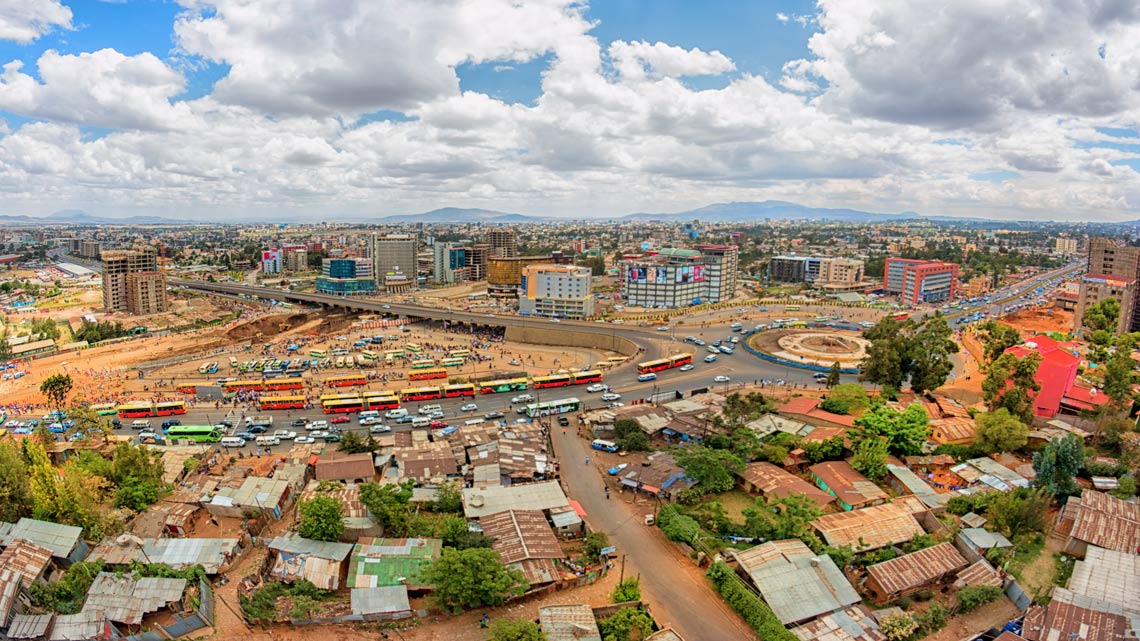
top-left (288, 595), bottom-right (320, 620)
top-left (879, 613), bottom-right (918, 641)
top-left (488, 618), bottom-right (545, 641)
top-left (583, 532), bottom-right (610, 563)
top-left (597, 607), bottom-right (654, 641)
top-left (661, 514), bottom-right (701, 544)
top-left (706, 562), bottom-right (798, 641)
top-left (916, 603), bottom-right (948, 633)
top-left (611, 577), bottom-right (641, 603)
top-left (956, 584), bottom-right (1003, 612)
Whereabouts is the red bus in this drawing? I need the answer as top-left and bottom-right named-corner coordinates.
top-left (116, 402), bottom-right (154, 418)
top-left (175, 383), bottom-right (197, 395)
top-left (532, 373), bottom-right (572, 389)
top-left (570, 370), bottom-right (603, 385)
top-left (326, 374), bottom-right (368, 387)
top-left (154, 400), bottom-right (187, 416)
top-left (636, 353), bottom-right (693, 375)
top-left (260, 395), bottom-right (307, 410)
top-left (264, 377), bottom-right (305, 391)
top-left (362, 393), bottom-right (400, 411)
top-left (400, 386), bottom-right (443, 402)
top-left (890, 312), bottom-right (909, 321)
top-left (222, 380), bottom-right (264, 393)
top-left (442, 383), bottom-right (477, 398)
top-left (409, 367), bottom-right (448, 382)
top-left (322, 397), bottom-right (364, 414)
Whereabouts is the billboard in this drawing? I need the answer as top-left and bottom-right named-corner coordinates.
top-left (627, 266), bottom-right (646, 283)
top-left (675, 265), bottom-right (705, 283)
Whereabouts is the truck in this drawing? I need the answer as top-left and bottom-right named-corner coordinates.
top-left (244, 415), bottom-right (274, 427)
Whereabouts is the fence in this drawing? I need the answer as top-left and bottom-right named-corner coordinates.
top-left (1004, 577), bottom-right (1032, 611)
top-left (739, 332), bottom-right (860, 375)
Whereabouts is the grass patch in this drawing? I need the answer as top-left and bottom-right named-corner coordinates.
top-left (1052, 553), bottom-right (1075, 587)
top-left (1004, 533), bottom-right (1045, 580)
top-left (714, 490), bottom-right (754, 524)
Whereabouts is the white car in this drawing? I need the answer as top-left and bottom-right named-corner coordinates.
top-left (309, 430), bottom-right (330, 439)
top-left (418, 404), bottom-right (442, 415)
top-left (294, 436), bottom-right (315, 444)
top-left (369, 424), bottom-right (392, 433)
top-left (678, 364), bottom-right (694, 372)
top-left (585, 384), bottom-right (606, 393)
top-left (608, 402), bottom-right (625, 409)
top-left (359, 417), bottom-right (380, 426)
top-left (511, 394), bottom-right (534, 403)
top-left (600, 393), bottom-right (622, 402)
top-left (307, 420), bottom-right (329, 430)
top-left (272, 430), bottom-right (297, 440)
top-left (713, 375), bottom-right (731, 383)
top-left (460, 403), bottom-right (479, 412)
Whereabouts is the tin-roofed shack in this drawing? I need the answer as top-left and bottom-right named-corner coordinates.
top-left (809, 461), bottom-right (887, 511)
top-left (346, 537), bottom-right (441, 591)
top-left (812, 503), bottom-right (926, 552)
top-left (540, 604), bottom-right (602, 641)
top-left (2, 518), bottom-right (87, 565)
top-left (738, 462), bottom-right (834, 510)
top-left (462, 480), bottom-right (570, 519)
top-left (1022, 588), bottom-right (1136, 641)
top-left (267, 534), bottom-right (353, 590)
top-left (1058, 490), bottom-right (1140, 557)
top-left (731, 539), bottom-right (860, 626)
top-left (863, 543), bottom-right (968, 603)
top-left (205, 475), bottom-right (294, 520)
top-left (314, 452), bottom-right (376, 483)
top-left (480, 510), bottom-right (565, 587)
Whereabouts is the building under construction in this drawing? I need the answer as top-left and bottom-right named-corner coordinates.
top-left (101, 248), bottom-right (168, 314)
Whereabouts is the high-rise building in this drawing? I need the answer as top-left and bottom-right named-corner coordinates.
top-left (487, 256), bottom-right (553, 298)
top-left (619, 245), bottom-right (738, 308)
top-left (768, 255), bottom-right (864, 285)
top-left (883, 258), bottom-right (959, 305)
top-left (316, 257), bottom-right (375, 295)
top-left (519, 265), bottom-right (594, 319)
top-left (1079, 237), bottom-right (1140, 333)
top-left (1074, 274), bottom-right (1135, 336)
top-left (369, 234), bottom-right (417, 290)
top-left (1055, 238), bottom-right (1079, 255)
top-left (484, 229), bottom-right (518, 258)
top-left (262, 248), bottom-right (282, 274)
top-left (432, 242), bottom-right (470, 284)
top-left (101, 248), bottom-right (168, 314)
top-left (694, 244), bottom-right (739, 302)
top-left (464, 244), bottom-right (490, 281)
top-left (283, 248), bottom-right (308, 272)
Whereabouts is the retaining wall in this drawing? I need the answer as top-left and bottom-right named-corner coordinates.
top-left (505, 326), bottom-right (640, 357)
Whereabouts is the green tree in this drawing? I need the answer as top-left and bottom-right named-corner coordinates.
top-left (297, 496), bottom-right (345, 542)
top-left (108, 442), bottom-right (165, 510)
top-left (1082, 297), bottom-right (1121, 333)
top-left (859, 319), bottom-right (910, 390)
top-left (583, 532), bottom-right (610, 562)
top-left (359, 480), bottom-right (414, 534)
top-left (973, 408), bottom-right (1029, 454)
top-left (488, 618), bottom-right (546, 641)
top-left (1033, 435), bottom-right (1084, 499)
top-left (1102, 346), bottom-right (1136, 408)
top-left (337, 431), bottom-right (378, 454)
top-left (800, 436), bottom-right (844, 463)
top-left (826, 361), bottom-right (842, 388)
top-left (907, 314), bottom-right (958, 394)
top-left (1110, 476), bottom-right (1137, 499)
top-left (674, 446), bottom-right (744, 494)
top-left (423, 547), bottom-right (527, 611)
top-left (827, 383), bottom-right (870, 414)
top-left (597, 608), bottom-right (654, 641)
top-left (611, 577), bottom-right (641, 603)
top-left (982, 352), bottom-right (1041, 423)
top-left (434, 480), bottom-right (464, 513)
top-left (40, 373), bottom-right (73, 415)
top-left (879, 614), bottom-right (919, 641)
top-left (439, 515), bottom-right (492, 550)
top-left (986, 487), bottom-right (1050, 540)
top-left (978, 321), bottom-right (1022, 364)
top-left (851, 437), bottom-right (889, 481)
top-left (853, 403), bottom-right (930, 456)
top-left (742, 493), bottom-right (824, 547)
top-left (0, 440), bottom-right (32, 521)
top-left (613, 419), bottom-right (651, 452)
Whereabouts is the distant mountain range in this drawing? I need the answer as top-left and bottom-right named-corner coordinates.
top-left (621, 200), bottom-right (916, 222)
top-left (373, 207), bottom-right (549, 224)
top-left (0, 209), bottom-right (196, 226)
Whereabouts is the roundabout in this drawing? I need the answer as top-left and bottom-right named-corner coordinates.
top-left (747, 328), bottom-right (870, 369)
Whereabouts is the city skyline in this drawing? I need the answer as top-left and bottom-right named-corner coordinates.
top-left (0, 1), bottom-right (1138, 221)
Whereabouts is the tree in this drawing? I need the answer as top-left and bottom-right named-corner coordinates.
top-left (853, 403), bottom-right (930, 456)
top-left (338, 431), bottom-right (378, 454)
top-left (1110, 476), bottom-right (1137, 499)
top-left (613, 419), bottom-right (651, 452)
top-left (800, 435), bottom-right (844, 463)
top-left (583, 532), bottom-right (610, 562)
top-left (0, 440), bottom-right (32, 522)
top-left (108, 442), bottom-right (165, 511)
top-left (488, 618), bottom-right (546, 641)
top-left (827, 383), bottom-right (870, 414)
top-left (986, 487), bottom-right (1050, 540)
top-left (40, 373), bottom-right (73, 415)
top-left (974, 408), bottom-right (1029, 454)
top-left (597, 608), bottom-right (654, 641)
top-left (742, 493), bottom-right (824, 547)
top-left (907, 314), bottom-right (958, 394)
top-left (297, 496), bottom-right (345, 542)
top-left (826, 361), bottom-right (841, 388)
top-left (982, 352), bottom-right (1041, 424)
top-left (957, 585), bottom-right (1004, 612)
top-left (611, 577), bottom-right (641, 603)
top-left (434, 481), bottom-right (464, 513)
top-left (439, 515), bottom-right (492, 550)
top-left (879, 614), bottom-right (919, 641)
top-left (978, 321), bottom-right (1022, 364)
top-left (859, 323), bottom-right (909, 390)
top-left (423, 547), bottom-right (526, 611)
top-left (1083, 298), bottom-right (1121, 363)
top-left (1102, 346), bottom-right (1136, 408)
top-left (1033, 435), bottom-right (1084, 499)
top-left (851, 437), bottom-right (889, 481)
top-left (359, 480), bottom-right (414, 534)
top-left (674, 446), bottom-right (743, 494)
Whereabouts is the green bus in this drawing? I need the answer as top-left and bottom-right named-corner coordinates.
top-left (440, 357), bottom-right (464, 367)
top-left (165, 425), bottom-right (223, 443)
top-left (410, 359), bottom-right (436, 370)
top-left (404, 343), bottom-right (423, 354)
top-left (448, 349), bottom-right (471, 358)
top-left (90, 403), bottom-right (118, 416)
top-left (310, 350), bottom-right (328, 359)
top-left (524, 397), bottom-right (582, 418)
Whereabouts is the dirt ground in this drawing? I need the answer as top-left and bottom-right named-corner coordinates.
top-left (926, 597), bottom-right (1021, 641)
top-left (999, 307), bottom-right (1073, 337)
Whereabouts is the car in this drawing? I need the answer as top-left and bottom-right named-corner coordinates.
top-left (608, 402), bottom-right (625, 409)
top-left (3, 420), bottom-right (23, 428)
top-left (729, 336), bottom-right (740, 344)
top-left (309, 430), bottom-right (329, 439)
top-left (291, 418), bottom-right (309, 427)
top-left (684, 336), bottom-right (696, 342)
top-left (237, 431), bottom-right (259, 441)
top-left (813, 372), bottom-right (829, 381)
top-left (137, 430), bottom-right (160, 441)
top-left (294, 436), bottom-right (316, 444)
top-left (272, 430), bottom-right (297, 440)
top-left (484, 411), bottom-right (505, 420)
top-left (426, 410), bottom-right (445, 420)
top-left (637, 372), bottom-right (657, 382)
top-left (509, 359), bottom-right (522, 366)
top-left (307, 420), bottom-right (329, 430)
top-left (12, 426), bottom-right (32, 435)
top-left (418, 404), bottom-right (442, 415)
top-left (600, 393), bottom-right (621, 401)
top-left (608, 463), bottom-right (628, 475)
top-left (331, 415), bottom-right (350, 424)
top-left (395, 415), bottom-right (414, 424)
top-left (382, 304), bottom-right (391, 309)
top-left (161, 419), bottom-right (182, 429)
top-left (707, 346), bottom-right (720, 354)
top-left (704, 355), bottom-right (718, 363)
top-left (369, 424), bottom-right (392, 433)
top-left (679, 364), bottom-right (695, 371)
top-left (323, 433), bottom-right (342, 442)
top-left (693, 339), bottom-right (706, 346)
top-left (460, 403), bottom-right (479, 412)
top-left (712, 340), bottom-right (721, 347)
top-left (216, 419), bottom-right (235, 428)
top-left (657, 326), bottom-right (670, 332)
top-left (359, 417), bottom-right (380, 426)
top-left (713, 375), bottom-right (731, 383)
top-left (584, 384), bottom-right (606, 393)
top-left (111, 418), bottom-right (122, 428)
top-left (245, 424), bottom-right (268, 434)
top-left (558, 416), bottom-right (570, 427)
top-left (429, 420), bottom-right (448, 429)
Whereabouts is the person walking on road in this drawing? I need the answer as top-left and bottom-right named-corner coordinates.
top-left (585, 456), bottom-right (590, 465)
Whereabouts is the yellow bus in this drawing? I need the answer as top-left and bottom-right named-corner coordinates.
top-left (404, 343), bottom-right (423, 354)
top-left (409, 367), bottom-right (448, 381)
top-left (90, 403), bottom-right (118, 416)
top-left (260, 395), bottom-right (307, 410)
top-left (785, 305), bottom-right (801, 312)
top-left (448, 349), bottom-right (471, 358)
top-left (478, 377), bottom-right (529, 394)
top-left (320, 392), bottom-right (362, 403)
top-left (410, 359), bottom-right (436, 370)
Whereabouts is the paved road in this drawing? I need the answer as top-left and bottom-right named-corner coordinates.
top-left (551, 424), bottom-right (757, 641)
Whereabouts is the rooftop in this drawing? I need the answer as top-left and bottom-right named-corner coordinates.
top-left (540, 604), bottom-right (602, 641)
top-left (809, 461), bottom-right (888, 508)
top-left (1023, 588), bottom-right (1138, 641)
top-left (1067, 490), bottom-right (1140, 554)
top-left (346, 537), bottom-right (442, 590)
top-left (82, 573), bottom-right (186, 625)
top-left (480, 510), bottom-right (564, 564)
top-left (789, 605), bottom-right (886, 641)
top-left (462, 480), bottom-right (569, 518)
top-left (2, 517), bottom-right (83, 558)
top-left (268, 533), bottom-right (354, 561)
top-left (315, 452), bottom-right (376, 481)
top-left (1067, 546), bottom-right (1140, 614)
top-left (960, 528), bottom-right (1013, 551)
top-left (812, 502), bottom-right (925, 551)
top-left (740, 462), bottom-right (835, 509)
top-left (866, 543), bottom-right (968, 596)
top-left (88, 536), bottom-right (240, 573)
top-left (350, 585), bottom-right (412, 617)
top-left (0, 539), bottom-right (53, 588)
top-left (732, 539), bottom-right (860, 625)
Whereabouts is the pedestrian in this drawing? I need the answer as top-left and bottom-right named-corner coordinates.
top-left (585, 456), bottom-right (590, 465)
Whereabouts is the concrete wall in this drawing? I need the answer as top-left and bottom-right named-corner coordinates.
top-left (505, 326), bottom-right (639, 356)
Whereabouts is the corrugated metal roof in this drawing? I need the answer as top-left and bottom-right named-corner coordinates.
top-left (955, 559), bottom-right (1002, 589)
top-left (47, 611), bottom-right (105, 641)
top-left (82, 573), bottom-right (186, 625)
top-left (346, 537), bottom-right (441, 590)
top-left (350, 586), bottom-right (411, 616)
top-left (960, 528), bottom-right (1012, 550)
top-left (211, 475), bottom-right (290, 510)
top-left (88, 536), bottom-right (240, 573)
top-left (745, 414), bottom-right (815, 439)
top-left (540, 604), bottom-right (602, 641)
top-left (732, 539), bottom-right (860, 625)
top-left (1067, 546), bottom-right (1140, 614)
top-left (965, 458), bottom-right (1028, 487)
top-left (6, 613), bottom-right (53, 639)
top-left (269, 533), bottom-right (354, 560)
top-left (812, 503), bottom-right (925, 551)
top-left (512, 558), bottom-right (560, 586)
top-left (866, 543), bottom-right (967, 596)
top-left (481, 510), bottom-right (563, 564)
top-left (1068, 490), bottom-right (1140, 554)
top-left (0, 568), bottom-right (22, 625)
top-left (3, 517), bottom-right (82, 558)
top-left (0, 538), bottom-right (53, 588)
top-left (740, 462), bottom-right (835, 509)
top-left (1022, 588), bottom-right (1136, 641)
top-left (645, 629), bottom-right (686, 641)
top-left (315, 452), bottom-right (376, 481)
top-left (789, 605), bottom-right (886, 641)
top-left (462, 480), bottom-right (569, 518)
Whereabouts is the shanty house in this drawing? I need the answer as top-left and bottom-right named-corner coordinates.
top-left (299, 481), bottom-right (381, 541)
top-left (1057, 490), bottom-right (1140, 558)
top-left (480, 510), bottom-right (564, 588)
top-left (205, 475), bottom-right (294, 520)
top-left (809, 461), bottom-right (887, 511)
top-left (1022, 588), bottom-right (1136, 641)
top-left (314, 452), bottom-right (377, 483)
top-left (738, 462), bottom-right (834, 510)
top-left (812, 503), bottom-right (926, 552)
top-left (81, 573), bottom-right (188, 627)
top-left (540, 604), bottom-right (602, 641)
top-left (267, 534), bottom-right (353, 590)
top-left (789, 605), bottom-right (886, 641)
top-left (2, 518), bottom-right (88, 566)
top-left (87, 536), bottom-right (242, 574)
top-left (1065, 546), bottom-right (1139, 614)
top-left (0, 539), bottom-right (54, 589)
top-left (863, 543), bottom-right (968, 603)
top-left (731, 540), bottom-right (860, 626)
top-left (346, 538), bottom-right (441, 591)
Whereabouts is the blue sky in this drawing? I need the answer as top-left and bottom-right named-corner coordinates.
top-left (0, 0), bottom-right (1136, 221)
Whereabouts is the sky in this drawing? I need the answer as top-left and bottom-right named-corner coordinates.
top-left (0, 0), bottom-right (1139, 222)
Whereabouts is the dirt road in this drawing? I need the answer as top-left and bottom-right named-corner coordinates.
top-left (550, 426), bottom-right (757, 641)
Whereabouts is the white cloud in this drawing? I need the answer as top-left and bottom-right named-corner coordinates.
top-left (0, 49), bottom-right (192, 130)
top-left (776, 12), bottom-right (789, 23)
top-left (0, 0), bottom-right (71, 43)
top-left (608, 40), bottom-right (735, 80)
